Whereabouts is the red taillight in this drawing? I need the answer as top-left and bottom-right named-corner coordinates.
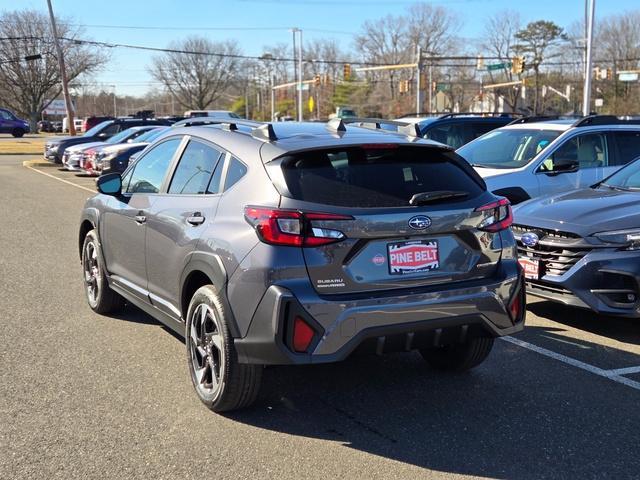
top-left (244, 206), bottom-right (352, 247)
top-left (475, 197), bottom-right (513, 232)
top-left (292, 316), bottom-right (315, 352)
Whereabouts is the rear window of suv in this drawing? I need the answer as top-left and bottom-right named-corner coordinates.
top-left (279, 146), bottom-right (484, 208)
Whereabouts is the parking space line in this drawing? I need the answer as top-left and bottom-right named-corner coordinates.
top-left (25, 165), bottom-right (96, 194)
top-left (603, 366), bottom-right (640, 377)
top-left (501, 336), bottom-right (640, 392)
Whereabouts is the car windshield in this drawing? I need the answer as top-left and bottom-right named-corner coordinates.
top-left (136, 127), bottom-right (167, 142)
top-left (457, 128), bottom-right (562, 169)
top-left (83, 121), bottom-right (112, 137)
top-left (600, 158), bottom-right (640, 190)
top-left (106, 128), bottom-right (138, 144)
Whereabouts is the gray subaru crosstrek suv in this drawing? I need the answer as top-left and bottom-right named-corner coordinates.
top-left (79, 119), bottom-right (525, 412)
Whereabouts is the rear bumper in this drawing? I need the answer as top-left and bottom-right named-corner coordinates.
top-left (235, 262), bottom-right (524, 365)
top-left (525, 249), bottom-right (640, 318)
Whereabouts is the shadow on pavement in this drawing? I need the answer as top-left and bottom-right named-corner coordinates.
top-left (528, 300), bottom-right (640, 346)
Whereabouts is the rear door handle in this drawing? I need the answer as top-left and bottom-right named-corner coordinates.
top-left (135, 211), bottom-right (146, 224)
top-left (186, 212), bottom-right (205, 226)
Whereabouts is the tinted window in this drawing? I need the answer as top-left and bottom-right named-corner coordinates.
top-left (280, 146), bottom-right (484, 208)
top-left (612, 131), bottom-right (640, 166)
top-left (84, 121), bottom-right (112, 137)
top-left (224, 157), bottom-right (247, 190)
top-left (0, 110), bottom-right (13, 120)
top-left (549, 133), bottom-right (608, 169)
top-left (126, 138), bottom-right (181, 194)
top-left (457, 129), bottom-right (561, 168)
top-left (168, 140), bottom-right (222, 194)
top-left (99, 123), bottom-right (121, 137)
top-left (424, 123), bottom-right (469, 148)
top-left (207, 155), bottom-right (225, 194)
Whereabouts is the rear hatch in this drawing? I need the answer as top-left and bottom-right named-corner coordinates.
top-left (265, 145), bottom-right (507, 295)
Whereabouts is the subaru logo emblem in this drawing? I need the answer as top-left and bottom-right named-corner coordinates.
top-left (408, 215), bottom-right (431, 230)
top-left (521, 232), bottom-right (539, 247)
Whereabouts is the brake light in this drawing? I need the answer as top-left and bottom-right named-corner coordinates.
top-left (244, 206), bottom-right (352, 247)
top-left (475, 197), bottom-right (512, 232)
top-left (292, 316), bottom-right (315, 352)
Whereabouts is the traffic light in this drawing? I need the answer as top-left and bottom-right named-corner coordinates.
top-left (476, 55), bottom-right (484, 70)
top-left (593, 66), bottom-right (601, 79)
top-left (511, 56), bottom-right (525, 75)
top-left (314, 74), bottom-right (321, 86)
top-left (606, 68), bottom-right (613, 80)
top-left (399, 80), bottom-right (409, 94)
top-left (343, 63), bottom-right (351, 80)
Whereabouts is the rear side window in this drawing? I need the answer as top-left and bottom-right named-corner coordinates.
top-left (224, 157), bottom-right (247, 190)
top-left (612, 131), bottom-right (640, 166)
top-left (168, 140), bottom-right (222, 194)
top-left (279, 146), bottom-right (484, 208)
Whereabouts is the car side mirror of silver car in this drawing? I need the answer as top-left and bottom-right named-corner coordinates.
top-left (96, 172), bottom-right (122, 195)
top-left (544, 158), bottom-right (579, 176)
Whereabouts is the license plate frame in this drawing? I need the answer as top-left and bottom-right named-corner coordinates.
top-left (387, 240), bottom-right (440, 276)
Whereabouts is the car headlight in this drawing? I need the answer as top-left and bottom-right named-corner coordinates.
top-left (594, 229), bottom-right (640, 250)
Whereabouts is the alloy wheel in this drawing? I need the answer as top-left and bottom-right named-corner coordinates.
top-left (188, 303), bottom-right (225, 396)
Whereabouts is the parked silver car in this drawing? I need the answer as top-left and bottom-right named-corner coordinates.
top-left (457, 115), bottom-right (640, 203)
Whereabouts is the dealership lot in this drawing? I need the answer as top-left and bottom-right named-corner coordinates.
top-left (2, 155), bottom-right (640, 479)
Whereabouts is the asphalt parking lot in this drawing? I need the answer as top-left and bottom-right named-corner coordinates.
top-left (1, 155), bottom-right (639, 479)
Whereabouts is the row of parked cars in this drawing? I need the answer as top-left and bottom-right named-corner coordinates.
top-left (65, 112), bottom-right (640, 412)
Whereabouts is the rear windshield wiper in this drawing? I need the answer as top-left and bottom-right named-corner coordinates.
top-left (409, 190), bottom-right (469, 205)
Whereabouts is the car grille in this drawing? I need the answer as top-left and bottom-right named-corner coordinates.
top-left (513, 225), bottom-right (591, 276)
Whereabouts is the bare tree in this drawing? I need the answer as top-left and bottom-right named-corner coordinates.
top-left (482, 11), bottom-right (522, 111)
top-left (407, 3), bottom-right (461, 55)
top-left (596, 11), bottom-right (640, 114)
top-left (355, 13), bottom-right (410, 105)
top-left (514, 20), bottom-right (567, 114)
top-left (0, 9), bottom-right (107, 130)
top-left (149, 37), bottom-right (242, 110)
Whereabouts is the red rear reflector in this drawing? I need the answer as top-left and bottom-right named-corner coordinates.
top-left (509, 289), bottom-right (522, 321)
top-left (292, 316), bottom-right (315, 352)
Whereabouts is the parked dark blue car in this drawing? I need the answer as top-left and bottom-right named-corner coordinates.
top-left (0, 108), bottom-right (30, 137)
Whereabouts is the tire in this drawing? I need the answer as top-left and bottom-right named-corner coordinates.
top-left (420, 337), bottom-right (494, 372)
top-left (186, 285), bottom-right (262, 412)
top-left (11, 128), bottom-right (25, 138)
top-left (81, 229), bottom-right (124, 313)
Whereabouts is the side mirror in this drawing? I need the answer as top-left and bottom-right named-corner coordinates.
top-left (96, 172), bottom-right (122, 195)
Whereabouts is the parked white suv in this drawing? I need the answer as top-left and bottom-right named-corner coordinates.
top-left (457, 115), bottom-right (640, 203)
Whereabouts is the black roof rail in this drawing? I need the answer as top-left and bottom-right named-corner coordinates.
top-left (251, 123), bottom-right (277, 141)
top-left (171, 118), bottom-right (262, 128)
top-left (506, 115), bottom-right (578, 126)
top-left (572, 115), bottom-right (640, 127)
top-left (438, 112), bottom-right (522, 120)
top-left (341, 117), bottom-right (409, 129)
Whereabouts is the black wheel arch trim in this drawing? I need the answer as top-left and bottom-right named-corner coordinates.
top-left (492, 187), bottom-right (531, 205)
top-left (179, 252), bottom-right (240, 338)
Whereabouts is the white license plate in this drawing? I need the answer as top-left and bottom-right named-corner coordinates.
top-left (388, 240), bottom-right (439, 275)
top-left (518, 256), bottom-right (540, 280)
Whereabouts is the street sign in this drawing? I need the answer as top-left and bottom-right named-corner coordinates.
top-left (487, 62), bottom-right (512, 72)
top-left (618, 72), bottom-right (639, 82)
top-left (595, 98), bottom-right (604, 107)
top-left (435, 83), bottom-right (450, 93)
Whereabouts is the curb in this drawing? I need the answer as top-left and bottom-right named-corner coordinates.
top-left (23, 159), bottom-right (58, 168)
top-left (0, 152), bottom-right (43, 156)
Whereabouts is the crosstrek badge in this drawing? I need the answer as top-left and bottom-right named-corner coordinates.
top-left (388, 240), bottom-right (439, 275)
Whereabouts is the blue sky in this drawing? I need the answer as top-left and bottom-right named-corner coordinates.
top-left (6, 0), bottom-right (639, 96)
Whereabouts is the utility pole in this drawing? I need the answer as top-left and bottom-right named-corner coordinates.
top-left (291, 29), bottom-right (298, 120)
top-left (271, 74), bottom-right (275, 122)
top-left (582, 0), bottom-right (596, 115)
top-left (292, 28), bottom-right (303, 122)
top-left (428, 59), bottom-right (433, 113)
top-left (416, 46), bottom-right (422, 114)
top-left (46, 0), bottom-right (75, 135)
top-left (110, 84), bottom-right (117, 117)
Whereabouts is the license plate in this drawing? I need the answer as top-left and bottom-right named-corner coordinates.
top-left (518, 256), bottom-right (540, 280)
top-left (388, 240), bottom-right (439, 275)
